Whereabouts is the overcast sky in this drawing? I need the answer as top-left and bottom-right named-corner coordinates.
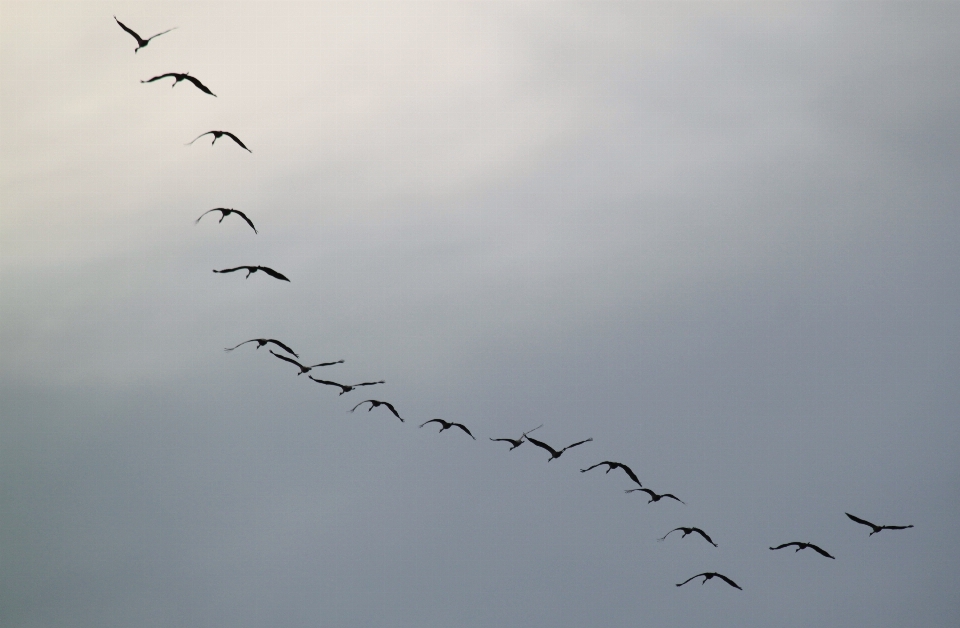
top-left (2, 2), bottom-right (959, 627)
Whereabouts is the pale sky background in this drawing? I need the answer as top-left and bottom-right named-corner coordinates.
top-left (2, 2), bottom-right (959, 627)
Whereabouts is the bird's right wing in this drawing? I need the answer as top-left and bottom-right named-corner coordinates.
top-left (694, 529), bottom-right (717, 546)
top-left (809, 544), bottom-right (835, 558)
top-left (381, 402), bottom-right (402, 421)
top-left (257, 266), bottom-right (290, 282)
top-left (114, 17), bottom-right (145, 45)
top-left (308, 360), bottom-right (345, 368)
top-left (184, 75), bottom-right (216, 96)
top-left (145, 27), bottom-right (177, 42)
top-left (560, 438), bottom-right (593, 453)
top-left (715, 574), bottom-right (742, 590)
top-left (141, 73), bottom-right (177, 83)
top-left (187, 131), bottom-right (214, 145)
top-left (675, 574), bottom-right (702, 587)
top-left (269, 350), bottom-right (303, 369)
top-left (195, 207), bottom-right (221, 223)
top-left (213, 266), bottom-right (246, 274)
top-left (233, 210), bottom-right (258, 233)
top-left (224, 339), bottom-right (256, 352)
top-left (769, 543), bottom-right (794, 551)
top-left (309, 377), bottom-right (341, 388)
top-left (420, 419), bottom-right (441, 428)
top-left (658, 528), bottom-right (680, 542)
top-left (618, 464), bottom-right (642, 487)
top-left (580, 462), bottom-right (607, 473)
top-left (845, 513), bottom-right (878, 529)
top-left (265, 339), bottom-right (297, 357)
top-left (223, 132), bottom-right (252, 152)
top-left (524, 436), bottom-right (558, 457)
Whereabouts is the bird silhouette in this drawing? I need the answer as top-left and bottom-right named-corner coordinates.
top-left (212, 266), bottom-right (289, 281)
top-left (489, 424), bottom-right (543, 450)
top-left (769, 542), bottom-right (834, 559)
top-left (188, 131), bottom-right (251, 152)
top-left (114, 16), bottom-right (176, 53)
top-left (310, 378), bottom-right (385, 395)
top-left (676, 572), bottom-right (741, 590)
top-left (270, 350), bottom-right (342, 375)
top-left (349, 399), bottom-right (403, 421)
top-left (659, 527), bottom-right (717, 547)
top-left (845, 513), bottom-right (914, 536)
top-left (625, 487), bottom-right (685, 504)
top-left (196, 208), bottom-right (257, 233)
top-left (524, 436), bottom-right (593, 462)
top-left (225, 338), bottom-right (296, 357)
top-left (141, 72), bottom-right (216, 96)
top-left (420, 419), bottom-right (476, 439)
top-left (580, 461), bottom-right (642, 488)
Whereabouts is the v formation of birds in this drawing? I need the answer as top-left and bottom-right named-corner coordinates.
top-left (117, 16), bottom-right (915, 596)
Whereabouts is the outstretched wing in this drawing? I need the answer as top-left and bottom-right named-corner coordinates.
top-left (490, 437), bottom-right (521, 446)
top-left (692, 528), bottom-right (717, 546)
top-left (662, 493), bottom-right (685, 505)
top-left (658, 528), bottom-right (682, 542)
top-left (453, 423), bottom-right (476, 439)
top-left (617, 463), bottom-right (642, 487)
top-left (144, 27), bottom-right (177, 43)
top-left (379, 402), bottom-right (403, 421)
top-left (187, 131), bottom-right (215, 146)
top-left (580, 461), bottom-right (610, 473)
top-left (308, 360), bottom-right (344, 368)
top-left (675, 574), bottom-right (705, 587)
top-left (222, 131), bottom-right (252, 152)
top-left (230, 209), bottom-right (258, 233)
top-left (559, 438), bottom-right (593, 453)
top-left (807, 543), bottom-right (835, 559)
top-left (624, 487), bottom-right (651, 496)
top-left (141, 73), bottom-right (179, 83)
top-left (420, 419), bottom-right (443, 429)
top-left (845, 512), bottom-right (879, 531)
top-left (349, 400), bottom-right (373, 412)
top-left (351, 380), bottom-right (385, 388)
top-left (270, 350), bottom-right (304, 369)
top-left (714, 573), bottom-right (742, 590)
top-left (264, 339), bottom-right (297, 357)
top-left (224, 339), bottom-right (257, 352)
top-left (309, 377), bottom-right (345, 390)
top-left (195, 207), bottom-right (224, 223)
top-left (114, 17), bottom-right (146, 46)
top-left (213, 266), bottom-right (248, 274)
top-left (769, 543), bottom-right (798, 551)
top-left (256, 266), bottom-right (290, 282)
top-left (882, 524), bottom-right (914, 531)
top-left (183, 75), bottom-right (216, 96)
top-left (524, 436), bottom-right (559, 458)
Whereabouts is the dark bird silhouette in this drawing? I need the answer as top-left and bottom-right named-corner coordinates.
top-left (845, 513), bottom-right (914, 536)
top-left (270, 350), bottom-right (342, 375)
top-left (141, 72), bottom-right (216, 96)
top-left (114, 16), bottom-right (176, 53)
top-left (769, 542), bottom-right (834, 559)
top-left (420, 419), bottom-right (476, 440)
top-left (212, 266), bottom-right (289, 281)
top-left (196, 208), bottom-right (257, 233)
top-left (188, 131), bottom-right (251, 152)
top-left (310, 378), bottom-right (385, 395)
top-left (676, 572), bottom-right (742, 590)
top-left (580, 460), bottom-right (642, 488)
top-left (525, 436), bottom-right (593, 462)
top-left (489, 424), bottom-right (543, 450)
top-left (659, 527), bottom-right (717, 547)
top-left (349, 399), bottom-right (403, 422)
top-left (625, 487), bottom-right (685, 504)
top-left (225, 338), bottom-right (296, 357)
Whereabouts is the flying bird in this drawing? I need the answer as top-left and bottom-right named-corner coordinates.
top-left (224, 338), bottom-right (296, 357)
top-left (270, 350), bottom-right (342, 375)
top-left (309, 378), bottom-right (385, 395)
top-left (114, 16), bottom-right (176, 53)
top-left (676, 572), bottom-right (742, 590)
top-left (141, 72), bottom-right (216, 96)
top-left (659, 527), bottom-right (717, 547)
top-left (188, 131), bottom-right (251, 152)
top-left (349, 399), bottom-right (403, 421)
top-left (420, 419), bottom-right (476, 440)
top-left (196, 208), bottom-right (257, 233)
top-left (580, 460), bottom-right (642, 488)
top-left (212, 266), bottom-right (289, 281)
top-left (845, 513), bottom-right (914, 536)
top-left (769, 542), bottom-right (834, 559)
top-left (489, 424), bottom-right (543, 450)
top-left (625, 487), bottom-right (685, 504)
top-left (524, 436), bottom-right (593, 462)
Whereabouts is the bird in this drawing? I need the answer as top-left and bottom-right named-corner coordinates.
top-left (224, 338), bottom-right (297, 357)
top-left (349, 400), bottom-right (403, 422)
top-left (420, 419), bottom-right (476, 440)
top-left (845, 513), bottom-right (914, 536)
top-left (187, 131), bottom-right (251, 153)
top-left (625, 487), bottom-right (685, 504)
top-left (489, 424), bottom-right (543, 450)
top-left (659, 527), bottom-right (717, 547)
top-left (310, 378), bottom-right (385, 395)
top-left (270, 350), bottom-right (342, 375)
top-left (196, 208), bottom-right (257, 233)
top-left (769, 542), bottom-right (834, 559)
top-left (676, 572), bottom-right (742, 590)
top-left (114, 16), bottom-right (176, 53)
top-left (524, 436), bottom-right (593, 462)
top-left (580, 460), bottom-right (642, 488)
top-left (141, 72), bottom-right (216, 96)
top-left (212, 266), bottom-right (289, 281)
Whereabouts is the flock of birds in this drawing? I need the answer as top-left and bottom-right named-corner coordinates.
top-left (115, 15), bottom-right (915, 594)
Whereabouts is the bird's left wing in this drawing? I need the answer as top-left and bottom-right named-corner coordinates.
top-left (257, 266), bottom-right (290, 282)
top-left (223, 132), bottom-right (252, 152)
top-left (715, 574), bottom-right (742, 590)
top-left (232, 210), bottom-right (258, 233)
top-left (184, 75), bottom-right (216, 96)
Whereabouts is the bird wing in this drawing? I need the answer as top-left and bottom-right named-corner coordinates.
top-left (617, 463), bottom-right (642, 487)
top-left (213, 266), bottom-right (247, 274)
top-left (231, 209), bottom-right (258, 233)
top-left (675, 574), bottom-right (703, 587)
top-left (559, 438), bottom-right (593, 453)
top-left (490, 438), bottom-right (520, 446)
top-left (145, 27), bottom-right (177, 43)
top-left (663, 493), bottom-right (685, 504)
top-left (453, 423), bottom-right (476, 439)
top-left (658, 528), bottom-right (682, 542)
top-left (183, 75), bottom-right (216, 96)
top-left (692, 528), bottom-right (717, 546)
top-left (580, 462), bottom-right (609, 473)
top-left (808, 543), bottom-right (835, 559)
top-left (351, 380), bottom-right (385, 388)
top-left (187, 131), bottom-right (215, 145)
top-left (420, 419), bottom-right (443, 428)
top-left (309, 377), bottom-right (344, 390)
top-left (349, 400), bottom-right (373, 412)
top-left (308, 360), bottom-right (344, 368)
top-left (270, 350), bottom-right (305, 369)
top-left (714, 574), bottom-right (742, 590)
top-left (195, 207), bottom-right (223, 223)
top-left (224, 339), bottom-right (257, 352)
top-left (882, 524), bottom-right (914, 531)
top-left (222, 131), bottom-right (252, 152)
top-left (264, 339), bottom-right (297, 357)
top-left (142, 73), bottom-right (179, 83)
top-left (625, 488), bottom-right (655, 498)
top-left (380, 402), bottom-right (402, 421)
top-left (769, 543), bottom-right (797, 551)
top-left (846, 513), bottom-right (880, 531)
top-left (114, 17), bottom-right (146, 46)
top-left (524, 436), bottom-right (559, 458)
top-left (256, 266), bottom-right (290, 282)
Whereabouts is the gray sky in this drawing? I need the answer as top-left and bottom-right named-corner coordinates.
top-left (2, 2), bottom-right (959, 627)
